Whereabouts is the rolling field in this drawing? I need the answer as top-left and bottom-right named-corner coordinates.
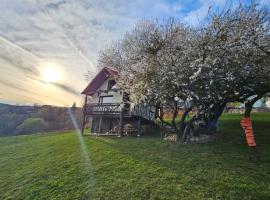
top-left (0, 113), bottom-right (270, 199)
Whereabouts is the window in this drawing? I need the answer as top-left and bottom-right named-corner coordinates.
top-left (107, 80), bottom-right (116, 90)
top-left (99, 95), bottom-right (113, 103)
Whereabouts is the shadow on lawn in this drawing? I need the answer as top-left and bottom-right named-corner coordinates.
top-left (91, 116), bottom-right (270, 167)
top-left (93, 119), bottom-right (270, 169)
top-left (87, 134), bottom-right (270, 199)
top-left (83, 114), bottom-right (270, 199)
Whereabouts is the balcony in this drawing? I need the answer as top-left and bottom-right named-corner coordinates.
top-left (84, 103), bottom-right (155, 121)
top-left (84, 103), bottom-right (129, 116)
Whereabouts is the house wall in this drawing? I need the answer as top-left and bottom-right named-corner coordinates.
top-left (90, 79), bottom-right (123, 104)
top-left (265, 97), bottom-right (270, 108)
top-left (86, 77), bottom-right (157, 135)
top-left (238, 96), bottom-right (270, 108)
top-left (88, 79), bottom-right (123, 134)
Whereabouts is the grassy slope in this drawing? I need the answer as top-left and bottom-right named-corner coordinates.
top-left (0, 113), bottom-right (269, 200)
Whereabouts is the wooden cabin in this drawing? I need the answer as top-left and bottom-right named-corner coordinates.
top-left (81, 67), bottom-right (156, 136)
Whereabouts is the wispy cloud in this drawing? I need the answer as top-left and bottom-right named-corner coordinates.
top-left (49, 82), bottom-right (79, 96)
top-left (0, 0), bottom-right (267, 106)
top-left (0, 0), bottom-right (186, 105)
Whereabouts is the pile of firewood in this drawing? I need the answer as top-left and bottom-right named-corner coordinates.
top-left (163, 134), bottom-right (177, 142)
top-left (163, 134), bottom-right (215, 144)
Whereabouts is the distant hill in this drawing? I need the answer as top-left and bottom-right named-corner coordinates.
top-left (0, 103), bottom-right (82, 114)
top-left (0, 103), bottom-right (40, 115)
top-left (0, 103), bottom-right (82, 136)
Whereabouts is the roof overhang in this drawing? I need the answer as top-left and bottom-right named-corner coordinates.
top-left (81, 67), bottom-right (119, 96)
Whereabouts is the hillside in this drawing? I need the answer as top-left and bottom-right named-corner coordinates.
top-left (0, 113), bottom-right (270, 200)
top-left (0, 103), bottom-right (82, 136)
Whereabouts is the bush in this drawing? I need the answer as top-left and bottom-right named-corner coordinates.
top-left (0, 113), bottom-right (24, 135)
top-left (16, 118), bottom-right (48, 134)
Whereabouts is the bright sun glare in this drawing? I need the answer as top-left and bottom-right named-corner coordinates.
top-left (40, 65), bottom-right (61, 83)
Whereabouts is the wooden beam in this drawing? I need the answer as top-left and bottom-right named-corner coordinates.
top-left (161, 120), bottom-right (164, 139)
top-left (137, 118), bottom-right (141, 136)
top-left (118, 109), bottom-right (123, 136)
top-left (81, 94), bottom-right (88, 135)
top-left (98, 116), bottom-right (103, 134)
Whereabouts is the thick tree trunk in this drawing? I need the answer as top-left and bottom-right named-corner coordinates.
top-left (207, 103), bottom-right (226, 133)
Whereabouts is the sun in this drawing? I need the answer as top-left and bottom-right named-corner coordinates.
top-left (40, 65), bottom-right (61, 83)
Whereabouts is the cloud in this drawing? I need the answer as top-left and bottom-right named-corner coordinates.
top-left (49, 82), bottom-right (80, 96)
top-left (0, 79), bottom-right (26, 92)
top-left (0, 0), bottom-right (267, 105)
top-left (0, 0), bottom-right (187, 106)
top-left (46, 0), bottom-right (67, 10)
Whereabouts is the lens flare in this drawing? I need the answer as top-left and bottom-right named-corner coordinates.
top-left (67, 108), bottom-right (95, 196)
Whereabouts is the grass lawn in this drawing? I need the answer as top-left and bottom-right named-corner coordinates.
top-left (0, 113), bottom-right (270, 200)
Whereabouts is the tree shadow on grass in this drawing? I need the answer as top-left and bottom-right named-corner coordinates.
top-left (85, 119), bottom-right (270, 199)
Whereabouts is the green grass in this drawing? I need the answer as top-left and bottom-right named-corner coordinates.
top-left (0, 113), bottom-right (270, 199)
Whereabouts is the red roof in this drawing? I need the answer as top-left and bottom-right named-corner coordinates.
top-left (81, 67), bottom-right (119, 95)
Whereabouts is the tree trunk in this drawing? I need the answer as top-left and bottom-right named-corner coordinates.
top-left (244, 102), bottom-right (254, 118)
top-left (244, 94), bottom-right (265, 117)
top-left (181, 116), bottom-right (196, 143)
top-left (207, 103), bottom-right (226, 134)
top-left (178, 107), bottom-right (192, 138)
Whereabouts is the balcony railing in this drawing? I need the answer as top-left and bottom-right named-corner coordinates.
top-left (84, 103), bottom-right (127, 116)
top-left (84, 103), bottom-right (155, 121)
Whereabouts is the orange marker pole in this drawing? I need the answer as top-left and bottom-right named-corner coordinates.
top-left (240, 117), bottom-right (258, 162)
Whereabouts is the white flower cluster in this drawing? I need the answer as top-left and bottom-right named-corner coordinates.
top-left (98, 3), bottom-right (270, 116)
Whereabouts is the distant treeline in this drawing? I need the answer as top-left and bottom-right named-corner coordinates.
top-left (0, 103), bottom-right (82, 136)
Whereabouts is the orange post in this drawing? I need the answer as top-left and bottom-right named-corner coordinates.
top-left (240, 117), bottom-right (256, 147)
top-left (240, 117), bottom-right (258, 161)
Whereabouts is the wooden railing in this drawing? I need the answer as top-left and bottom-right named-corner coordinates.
top-left (84, 103), bottom-right (156, 121)
top-left (84, 103), bottom-right (123, 115)
top-left (131, 105), bottom-right (156, 121)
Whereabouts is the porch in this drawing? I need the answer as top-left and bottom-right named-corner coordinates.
top-left (82, 103), bottom-right (140, 136)
top-left (81, 102), bottom-right (157, 136)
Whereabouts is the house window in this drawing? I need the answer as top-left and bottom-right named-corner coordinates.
top-left (107, 80), bottom-right (116, 90)
top-left (99, 95), bottom-right (113, 103)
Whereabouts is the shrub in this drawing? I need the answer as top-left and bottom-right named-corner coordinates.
top-left (0, 113), bottom-right (18, 135)
top-left (16, 118), bottom-right (48, 134)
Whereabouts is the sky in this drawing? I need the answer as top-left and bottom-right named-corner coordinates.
top-left (0, 0), bottom-right (268, 107)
